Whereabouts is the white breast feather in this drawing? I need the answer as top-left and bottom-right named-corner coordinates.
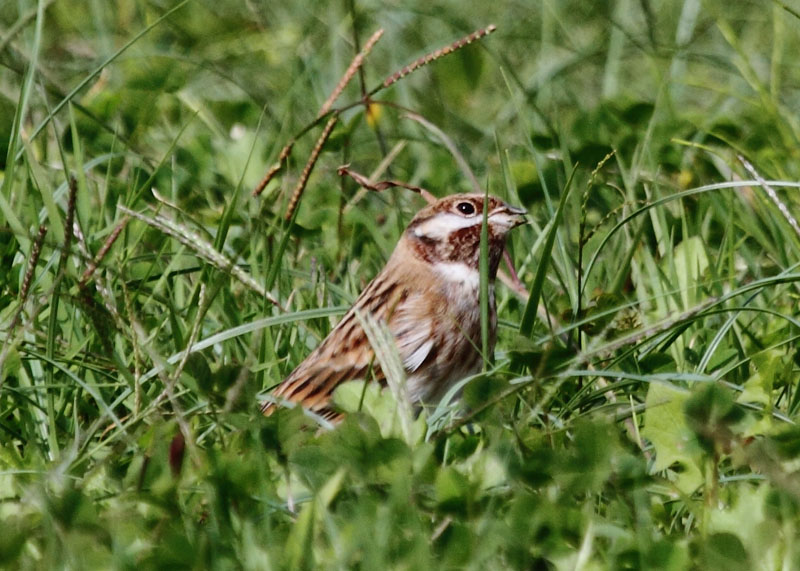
top-left (434, 262), bottom-right (480, 290)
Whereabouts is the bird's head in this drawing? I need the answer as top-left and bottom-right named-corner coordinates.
top-left (404, 193), bottom-right (526, 277)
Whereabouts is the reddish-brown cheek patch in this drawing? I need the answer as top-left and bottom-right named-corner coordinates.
top-left (443, 225), bottom-right (508, 277)
top-left (445, 225), bottom-right (482, 264)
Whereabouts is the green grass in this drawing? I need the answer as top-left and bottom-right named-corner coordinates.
top-left (3, 0), bottom-right (800, 568)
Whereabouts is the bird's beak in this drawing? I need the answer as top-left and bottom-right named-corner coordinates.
top-left (490, 202), bottom-right (528, 229)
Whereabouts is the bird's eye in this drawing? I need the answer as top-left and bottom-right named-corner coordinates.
top-left (456, 202), bottom-right (476, 215)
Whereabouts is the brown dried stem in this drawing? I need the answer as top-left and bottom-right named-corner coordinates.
top-left (252, 141), bottom-right (294, 197)
top-left (7, 224), bottom-right (48, 332)
top-left (318, 28), bottom-right (384, 118)
top-left (337, 165), bottom-right (436, 204)
top-left (21, 225), bottom-right (48, 303)
top-left (381, 25), bottom-right (496, 89)
top-left (284, 114), bottom-right (339, 220)
top-left (79, 216), bottom-right (130, 289)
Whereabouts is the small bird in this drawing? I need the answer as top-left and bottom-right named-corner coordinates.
top-left (261, 193), bottom-right (526, 422)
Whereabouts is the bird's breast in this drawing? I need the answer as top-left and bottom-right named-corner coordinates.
top-left (430, 261), bottom-right (496, 321)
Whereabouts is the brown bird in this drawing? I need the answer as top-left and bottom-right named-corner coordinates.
top-left (261, 193), bottom-right (526, 422)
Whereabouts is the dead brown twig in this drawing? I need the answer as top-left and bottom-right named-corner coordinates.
top-left (337, 165), bottom-right (436, 204)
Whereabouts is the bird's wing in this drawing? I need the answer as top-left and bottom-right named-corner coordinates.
top-left (388, 289), bottom-right (437, 373)
top-left (261, 269), bottom-right (437, 418)
top-left (264, 315), bottom-right (378, 415)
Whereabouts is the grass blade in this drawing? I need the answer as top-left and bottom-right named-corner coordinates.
top-left (519, 165), bottom-right (577, 339)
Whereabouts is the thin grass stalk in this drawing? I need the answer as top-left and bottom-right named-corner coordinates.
top-left (0, 225), bottom-right (48, 383)
top-left (479, 191), bottom-right (490, 370)
top-left (1, 0), bottom-right (44, 207)
top-left (380, 25), bottom-right (496, 89)
top-left (42, 175), bottom-right (78, 458)
top-left (10, 225), bottom-right (48, 329)
top-left (120, 278), bottom-right (142, 416)
top-left (79, 217), bottom-right (129, 289)
top-left (577, 152), bottom-right (615, 350)
top-left (63, 176), bottom-right (77, 254)
top-left (118, 205), bottom-right (282, 308)
top-left (739, 155), bottom-right (800, 240)
top-left (284, 114), bottom-right (338, 221)
top-left (318, 29), bottom-right (383, 117)
top-left (252, 142), bottom-right (294, 197)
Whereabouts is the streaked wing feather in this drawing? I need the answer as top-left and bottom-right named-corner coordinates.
top-left (262, 268), bottom-right (403, 415)
top-left (262, 268), bottom-right (439, 416)
top-left (388, 290), bottom-right (435, 373)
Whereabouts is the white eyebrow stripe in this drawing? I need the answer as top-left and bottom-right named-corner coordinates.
top-left (412, 213), bottom-right (480, 239)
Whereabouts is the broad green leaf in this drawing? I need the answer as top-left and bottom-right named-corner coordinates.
top-left (738, 350), bottom-right (791, 407)
top-left (708, 484), bottom-right (780, 568)
top-left (642, 382), bottom-right (703, 493)
top-left (435, 467), bottom-right (472, 515)
top-left (684, 383), bottom-right (745, 453)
